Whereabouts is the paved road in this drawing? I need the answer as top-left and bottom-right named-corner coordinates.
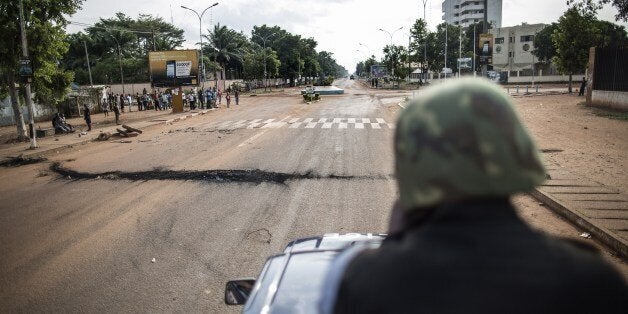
top-left (0, 79), bottom-right (624, 312)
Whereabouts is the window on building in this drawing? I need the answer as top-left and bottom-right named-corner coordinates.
top-left (509, 52), bottom-right (514, 58)
top-left (495, 37), bottom-right (505, 44)
top-left (509, 37), bottom-right (515, 43)
top-left (520, 35), bottom-right (534, 42)
top-left (454, 13), bottom-right (459, 17)
top-left (454, 5), bottom-right (459, 8)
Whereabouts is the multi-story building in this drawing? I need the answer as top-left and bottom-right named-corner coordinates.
top-left (490, 23), bottom-right (547, 74)
top-left (442, 0), bottom-right (502, 28)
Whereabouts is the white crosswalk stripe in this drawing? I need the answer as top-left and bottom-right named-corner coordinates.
top-left (209, 118), bottom-right (394, 130)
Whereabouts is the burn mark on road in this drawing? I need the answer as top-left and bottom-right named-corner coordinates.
top-left (0, 155), bottom-right (47, 167)
top-left (50, 162), bottom-right (390, 185)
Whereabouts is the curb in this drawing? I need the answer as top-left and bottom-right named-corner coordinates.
top-left (5, 110), bottom-right (211, 160)
top-left (529, 188), bottom-right (628, 259)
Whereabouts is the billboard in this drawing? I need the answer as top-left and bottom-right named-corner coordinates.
top-left (457, 57), bottom-right (472, 70)
top-left (370, 64), bottom-right (388, 78)
top-left (478, 33), bottom-right (493, 65)
top-left (149, 50), bottom-right (199, 87)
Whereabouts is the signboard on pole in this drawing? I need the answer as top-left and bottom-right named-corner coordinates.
top-left (19, 59), bottom-right (33, 77)
top-left (370, 64), bottom-right (388, 78)
top-left (148, 50), bottom-right (199, 87)
top-left (477, 33), bottom-right (493, 65)
top-left (457, 58), bottom-right (472, 69)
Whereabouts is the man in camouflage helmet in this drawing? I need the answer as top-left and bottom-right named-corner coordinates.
top-left (326, 79), bottom-right (627, 313)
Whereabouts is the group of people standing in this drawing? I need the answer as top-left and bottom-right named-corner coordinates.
top-left (183, 86), bottom-right (239, 110)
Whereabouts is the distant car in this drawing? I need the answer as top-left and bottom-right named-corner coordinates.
top-left (225, 233), bottom-right (385, 313)
top-left (349, 75), bottom-right (355, 80)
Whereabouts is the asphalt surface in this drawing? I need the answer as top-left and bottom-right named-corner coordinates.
top-left (0, 79), bottom-right (405, 312)
top-left (0, 79), bottom-right (624, 312)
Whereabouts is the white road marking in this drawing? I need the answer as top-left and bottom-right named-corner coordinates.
top-left (318, 118), bottom-right (327, 123)
top-left (288, 118), bottom-right (300, 123)
top-left (305, 122), bottom-right (317, 128)
top-left (262, 118), bottom-right (275, 124)
top-left (289, 122), bottom-right (302, 128)
top-left (348, 118), bottom-right (356, 123)
top-left (376, 118), bottom-right (386, 124)
top-left (387, 123), bottom-right (395, 129)
top-left (370, 123), bottom-right (381, 129)
top-left (355, 123), bottom-right (364, 129)
top-left (339, 123), bottom-right (348, 129)
top-left (247, 122), bottom-right (262, 129)
top-left (322, 122), bottom-right (333, 129)
top-left (333, 118), bottom-right (342, 123)
top-left (249, 119), bottom-right (262, 124)
top-left (238, 130), bottom-right (268, 147)
top-left (362, 118), bottom-right (371, 123)
top-left (304, 118), bottom-right (313, 123)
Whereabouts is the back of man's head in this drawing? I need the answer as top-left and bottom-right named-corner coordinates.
top-left (395, 78), bottom-right (546, 211)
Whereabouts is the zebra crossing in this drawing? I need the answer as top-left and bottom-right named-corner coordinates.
top-left (204, 117), bottom-right (395, 130)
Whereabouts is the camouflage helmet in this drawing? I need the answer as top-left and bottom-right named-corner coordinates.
top-left (395, 78), bottom-right (546, 210)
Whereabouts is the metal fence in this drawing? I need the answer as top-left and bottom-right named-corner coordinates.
top-left (593, 46), bottom-right (628, 92)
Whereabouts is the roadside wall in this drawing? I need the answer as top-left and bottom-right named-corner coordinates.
top-left (587, 46), bottom-right (628, 111)
top-left (0, 96), bottom-right (55, 127)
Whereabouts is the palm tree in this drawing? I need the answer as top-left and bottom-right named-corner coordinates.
top-left (204, 23), bottom-right (245, 90)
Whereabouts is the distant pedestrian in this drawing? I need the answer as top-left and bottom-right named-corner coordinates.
top-left (235, 89), bottom-right (239, 105)
top-left (83, 103), bottom-right (92, 131)
top-left (217, 89), bottom-right (222, 106)
top-left (226, 92), bottom-right (231, 108)
top-left (119, 94), bottom-right (125, 112)
top-left (112, 101), bottom-right (121, 125)
top-left (101, 101), bottom-right (109, 117)
top-left (198, 89), bottom-right (205, 109)
top-left (127, 94), bottom-right (133, 112)
top-left (579, 77), bottom-right (587, 96)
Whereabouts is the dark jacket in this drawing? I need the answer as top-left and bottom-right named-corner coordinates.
top-left (334, 199), bottom-right (627, 314)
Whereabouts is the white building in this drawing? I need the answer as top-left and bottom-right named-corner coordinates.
top-left (490, 23), bottom-right (546, 73)
top-left (442, 0), bottom-right (502, 28)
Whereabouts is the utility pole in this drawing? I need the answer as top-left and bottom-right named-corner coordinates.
top-left (422, 0), bottom-right (428, 83)
top-left (481, 0), bottom-right (489, 78)
top-left (83, 40), bottom-right (93, 86)
top-left (473, 23), bottom-right (476, 77)
top-left (445, 24), bottom-right (448, 76)
top-left (18, 0), bottom-right (36, 148)
top-left (458, 25), bottom-right (462, 78)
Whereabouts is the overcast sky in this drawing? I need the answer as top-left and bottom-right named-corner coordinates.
top-left (66, 0), bottom-right (626, 72)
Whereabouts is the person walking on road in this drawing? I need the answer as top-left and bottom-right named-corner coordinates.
top-left (83, 103), bottom-right (92, 131)
top-left (112, 100), bottom-right (120, 125)
top-left (225, 92), bottom-right (231, 108)
top-left (234, 89), bottom-right (240, 105)
top-left (324, 78), bottom-right (628, 314)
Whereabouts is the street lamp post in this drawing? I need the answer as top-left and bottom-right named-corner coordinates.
top-left (252, 32), bottom-right (279, 91)
top-left (181, 3), bottom-right (219, 89)
top-left (378, 26), bottom-right (403, 80)
top-left (421, 0), bottom-right (428, 82)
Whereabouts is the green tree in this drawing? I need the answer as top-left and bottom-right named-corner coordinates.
top-left (0, 0), bottom-right (83, 140)
top-left (410, 19), bottom-right (429, 75)
top-left (382, 45), bottom-right (406, 80)
top-left (594, 20), bottom-right (627, 47)
top-left (532, 23), bottom-right (559, 64)
top-left (204, 23), bottom-right (246, 89)
top-left (63, 13), bottom-right (185, 85)
top-left (567, 0), bottom-right (628, 22)
top-left (552, 8), bottom-right (600, 92)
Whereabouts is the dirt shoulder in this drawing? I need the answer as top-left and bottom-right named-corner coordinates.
top-left (512, 94), bottom-right (627, 194)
